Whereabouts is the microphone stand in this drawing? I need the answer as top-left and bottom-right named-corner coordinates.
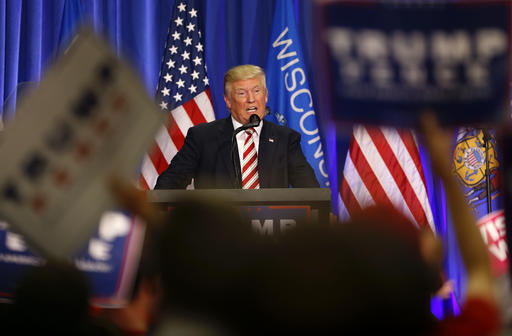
top-left (481, 128), bottom-right (492, 214)
top-left (231, 133), bottom-right (241, 188)
top-left (231, 114), bottom-right (261, 188)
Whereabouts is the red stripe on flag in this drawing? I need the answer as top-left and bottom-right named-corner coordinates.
top-left (367, 128), bottom-right (429, 227)
top-left (398, 129), bottom-right (427, 188)
top-left (339, 175), bottom-right (362, 217)
top-left (205, 88), bottom-right (212, 101)
top-left (350, 134), bottom-right (394, 208)
top-left (148, 141), bottom-right (169, 175)
top-left (167, 114), bottom-right (185, 151)
top-left (140, 175), bottom-right (150, 190)
top-left (183, 98), bottom-right (208, 125)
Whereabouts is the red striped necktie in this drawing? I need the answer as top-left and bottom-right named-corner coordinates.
top-left (241, 128), bottom-right (260, 189)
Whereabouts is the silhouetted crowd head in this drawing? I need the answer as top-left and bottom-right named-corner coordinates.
top-left (149, 198), bottom-right (438, 335)
top-left (0, 197), bottom-right (494, 335)
top-left (5, 260), bottom-right (117, 335)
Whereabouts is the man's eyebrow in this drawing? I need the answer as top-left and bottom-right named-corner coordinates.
top-left (234, 85), bottom-right (261, 91)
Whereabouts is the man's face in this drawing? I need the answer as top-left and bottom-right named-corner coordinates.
top-left (224, 77), bottom-right (268, 125)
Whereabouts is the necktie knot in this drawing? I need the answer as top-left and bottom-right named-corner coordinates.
top-left (245, 128), bottom-right (256, 137)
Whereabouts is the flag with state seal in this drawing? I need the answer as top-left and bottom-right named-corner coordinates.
top-left (265, 0), bottom-right (329, 188)
top-left (447, 126), bottom-right (509, 311)
top-left (453, 128), bottom-right (500, 210)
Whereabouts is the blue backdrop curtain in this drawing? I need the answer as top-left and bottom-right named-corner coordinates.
top-left (1, 0), bottom-right (462, 316)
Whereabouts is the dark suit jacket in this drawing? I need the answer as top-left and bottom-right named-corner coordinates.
top-left (155, 117), bottom-right (319, 189)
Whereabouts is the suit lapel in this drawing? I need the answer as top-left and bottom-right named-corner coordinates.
top-left (218, 117), bottom-right (239, 188)
top-left (258, 121), bottom-right (277, 188)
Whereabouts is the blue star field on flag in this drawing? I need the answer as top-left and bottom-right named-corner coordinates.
top-left (156, 1), bottom-right (209, 113)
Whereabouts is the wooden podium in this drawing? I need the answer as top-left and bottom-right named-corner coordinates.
top-left (147, 188), bottom-right (331, 233)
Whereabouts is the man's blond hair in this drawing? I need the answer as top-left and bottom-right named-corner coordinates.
top-left (223, 64), bottom-right (266, 95)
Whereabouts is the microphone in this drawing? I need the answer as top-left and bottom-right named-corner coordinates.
top-left (233, 114), bottom-right (261, 136)
top-left (231, 114), bottom-right (261, 188)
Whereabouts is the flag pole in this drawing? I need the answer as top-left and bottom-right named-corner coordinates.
top-left (482, 128), bottom-right (492, 214)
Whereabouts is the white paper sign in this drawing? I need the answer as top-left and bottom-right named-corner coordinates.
top-left (0, 28), bottom-right (162, 259)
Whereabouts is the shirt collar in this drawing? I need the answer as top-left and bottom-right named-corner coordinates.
top-left (231, 115), bottom-right (263, 135)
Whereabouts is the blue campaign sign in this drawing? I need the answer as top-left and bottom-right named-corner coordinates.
top-left (314, 0), bottom-right (510, 127)
top-left (0, 211), bottom-right (144, 307)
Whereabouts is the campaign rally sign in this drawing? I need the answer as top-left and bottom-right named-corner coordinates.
top-left (0, 212), bottom-right (145, 307)
top-left (314, 0), bottom-right (510, 127)
top-left (244, 205), bottom-right (311, 236)
top-left (163, 205), bottom-right (312, 236)
top-left (477, 210), bottom-right (508, 277)
top-left (0, 28), bottom-right (162, 259)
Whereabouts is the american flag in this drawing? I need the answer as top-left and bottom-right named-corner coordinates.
top-left (140, 0), bottom-right (215, 190)
top-left (338, 125), bottom-right (435, 231)
top-left (466, 149), bottom-right (481, 168)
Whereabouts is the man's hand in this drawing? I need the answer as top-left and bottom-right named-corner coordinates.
top-left (419, 112), bottom-right (495, 305)
top-left (418, 112), bottom-right (454, 180)
top-left (108, 175), bottom-right (164, 228)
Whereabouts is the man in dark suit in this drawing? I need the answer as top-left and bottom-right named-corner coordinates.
top-left (154, 64), bottom-right (319, 189)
